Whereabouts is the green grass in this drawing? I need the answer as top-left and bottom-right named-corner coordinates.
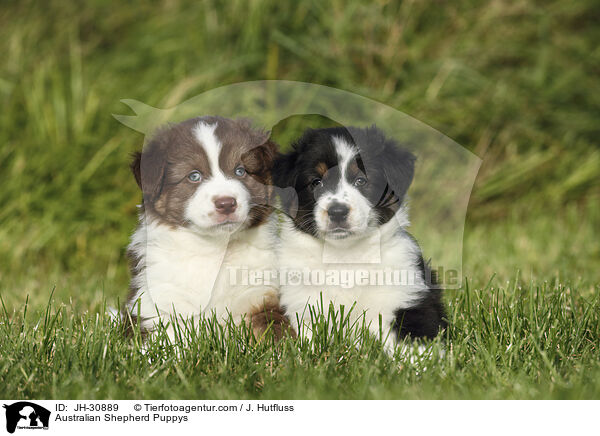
top-left (2, 280), bottom-right (599, 399)
top-left (0, 0), bottom-right (599, 399)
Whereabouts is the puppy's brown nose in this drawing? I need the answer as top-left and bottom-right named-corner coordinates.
top-left (214, 196), bottom-right (237, 215)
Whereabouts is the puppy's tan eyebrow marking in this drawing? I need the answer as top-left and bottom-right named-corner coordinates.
top-left (347, 160), bottom-right (361, 178)
top-left (316, 162), bottom-right (328, 176)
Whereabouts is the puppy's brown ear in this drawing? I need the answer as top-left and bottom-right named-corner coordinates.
top-left (241, 140), bottom-right (279, 180)
top-left (132, 144), bottom-right (167, 203)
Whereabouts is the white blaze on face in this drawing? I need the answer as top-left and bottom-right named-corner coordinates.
top-left (315, 135), bottom-right (373, 238)
top-left (184, 121), bottom-right (251, 234)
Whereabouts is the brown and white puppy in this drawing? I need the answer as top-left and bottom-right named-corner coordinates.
top-left (126, 116), bottom-right (287, 341)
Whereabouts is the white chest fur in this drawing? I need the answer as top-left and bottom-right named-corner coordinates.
top-left (128, 214), bottom-right (279, 334)
top-left (276, 208), bottom-right (427, 342)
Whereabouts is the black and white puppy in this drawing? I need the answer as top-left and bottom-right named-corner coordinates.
top-left (126, 116), bottom-right (287, 341)
top-left (273, 126), bottom-right (446, 351)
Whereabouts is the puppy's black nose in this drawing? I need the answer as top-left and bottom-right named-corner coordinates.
top-left (214, 196), bottom-right (237, 215)
top-left (328, 202), bottom-right (349, 223)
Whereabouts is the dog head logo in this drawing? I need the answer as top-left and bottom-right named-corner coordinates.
top-left (3, 402), bottom-right (50, 434)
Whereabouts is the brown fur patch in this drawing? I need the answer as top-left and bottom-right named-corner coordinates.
top-left (250, 303), bottom-right (296, 341)
top-left (134, 118), bottom-right (214, 227)
top-left (346, 159), bottom-right (362, 179)
top-left (316, 161), bottom-right (328, 176)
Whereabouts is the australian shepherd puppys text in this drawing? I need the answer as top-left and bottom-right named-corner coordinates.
top-left (126, 116), bottom-right (287, 341)
top-left (273, 126), bottom-right (446, 351)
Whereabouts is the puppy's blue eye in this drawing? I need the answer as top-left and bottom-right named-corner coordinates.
top-left (234, 166), bottom-right (246, 177)
top-left (188, 170), bottom-right (202, 182)
top-left (311, 178), bottom-right (323, 188)
top-left (354, 177), bottom-right (367, 187)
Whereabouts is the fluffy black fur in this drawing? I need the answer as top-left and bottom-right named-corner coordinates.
top-left (392, 253), bottom-right (447, 340)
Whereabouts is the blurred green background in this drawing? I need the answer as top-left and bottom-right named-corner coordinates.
top-left (0, 0), bottom-right (598, 311)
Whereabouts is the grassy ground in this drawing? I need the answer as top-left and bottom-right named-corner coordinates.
top-left (0, 0), bottom-right (599, 399)
top-left (2, 281), bottom-right (599, 399)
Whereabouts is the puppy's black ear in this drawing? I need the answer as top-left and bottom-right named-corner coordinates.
top-left (272, 150), bottom-right (300, 214)
top-left (382, 142), bottom-right (416, 203)
top-left (132, 142), bottom-right (167, 203)
top-left (272, 149), bottom-right (299, 188)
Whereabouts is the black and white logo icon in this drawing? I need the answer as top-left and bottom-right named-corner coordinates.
top-left (2, 402), bottom-right (50, 434)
